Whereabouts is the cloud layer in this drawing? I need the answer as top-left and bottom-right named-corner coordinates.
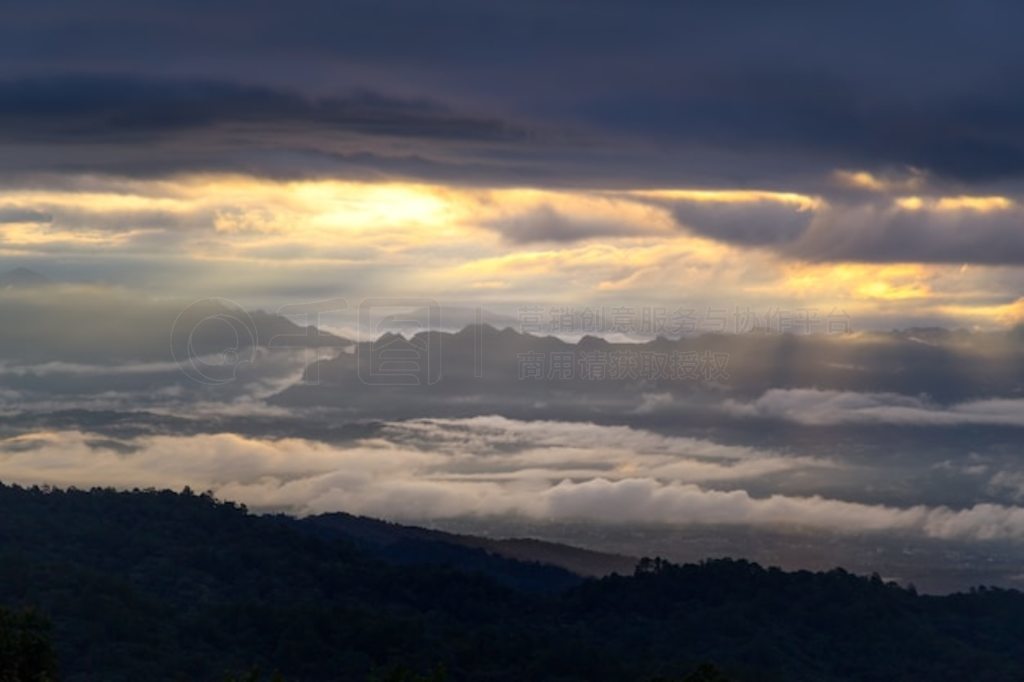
top-left (724, 389), bottom-right (1024, 427)
top-left (4, 417), bottom-right (1024, 542)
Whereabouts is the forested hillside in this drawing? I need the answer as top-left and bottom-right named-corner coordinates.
top-left (2, 484), bottom-right (1024, 681)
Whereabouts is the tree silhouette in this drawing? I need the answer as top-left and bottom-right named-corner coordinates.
top-left (0, 607), bottom-right (58, 682)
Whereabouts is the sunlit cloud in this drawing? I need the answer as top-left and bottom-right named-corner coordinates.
top-left (833, 169), bottom-right (926, 193)
top-left (626, 188), bottom-right (820, 211)
top-left (4, 422), bottom-right (1024, 541)
top-left (1, 173), bottom-right (1023, 328)
top-left (896, 195), bottom-right (1014, 212)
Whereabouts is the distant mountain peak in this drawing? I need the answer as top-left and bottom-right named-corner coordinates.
top-left (0, 266), bottom-right (52, 289)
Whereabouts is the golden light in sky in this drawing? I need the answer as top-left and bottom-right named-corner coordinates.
top-left (1, 173), bottom-right (1020, 327)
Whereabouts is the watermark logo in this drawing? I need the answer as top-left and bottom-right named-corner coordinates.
top-left (169, 298), bottom-right (259, 385)
top-left (517, 305), bottom-right (852, 336)
top-left (357, 299), bottom-right (442, 386)
top-left (268, 297), bottom-right (349, 385)
top-left (517, 349), bottom-right (730, 382)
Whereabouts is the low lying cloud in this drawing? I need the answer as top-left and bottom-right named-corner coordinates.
top-left (2, 417), bottom-right (1023, 541)
top-left (724, 389), bottom-right (1024, 427)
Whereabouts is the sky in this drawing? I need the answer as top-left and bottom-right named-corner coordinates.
top-left (2, 0), bottom-right (1024, 326)
top-left (3, 0), bottom-right (1024, 591)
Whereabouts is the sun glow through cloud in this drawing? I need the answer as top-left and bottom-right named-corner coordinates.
top-left (0, 174), bottom-right (1021, 328)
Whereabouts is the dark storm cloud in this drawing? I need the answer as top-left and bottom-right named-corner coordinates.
top-left (585, 70), bottom-right (1024, 184)
top-left (0, 74), bottom-right (555, 182)
top-left (668, 200), bottom-right (814, 246)
top-left (486, 204), bottom-right (660, 244)
top-left (3, 0), bottom-right (1024, 187)
top-left (0, 75), bottom-right (523, 143)
top-left (660, 197), bottom-right (1024, 265)
top-left (786, 201), bottom-right (1024, 265)
top-left (661, 189), bottom-right (1024, 265)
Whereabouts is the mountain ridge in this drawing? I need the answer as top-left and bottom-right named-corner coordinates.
top-left (0, 267), bottom-right (52, 289)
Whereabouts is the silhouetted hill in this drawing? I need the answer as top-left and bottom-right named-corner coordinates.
top-left (299, 512), bottom-right (584, 594)
top-left (0, 267), bottom-right (52, 289)
top-left (3, 484), bottom-right (1024, 681)
top-left (273, 324), bottom-right (1024, 416)
top-left (0, 287), bottom-right (350, 363)
top-left (303, 512), bottom-right (638, 579)
top-left (457, 537), bottom-right (638, 578)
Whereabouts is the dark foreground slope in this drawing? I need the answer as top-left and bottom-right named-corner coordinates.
top-left (2, 485), bottom-right (1024, 682)
top-left (302, 512), bottom-right (638, 578)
